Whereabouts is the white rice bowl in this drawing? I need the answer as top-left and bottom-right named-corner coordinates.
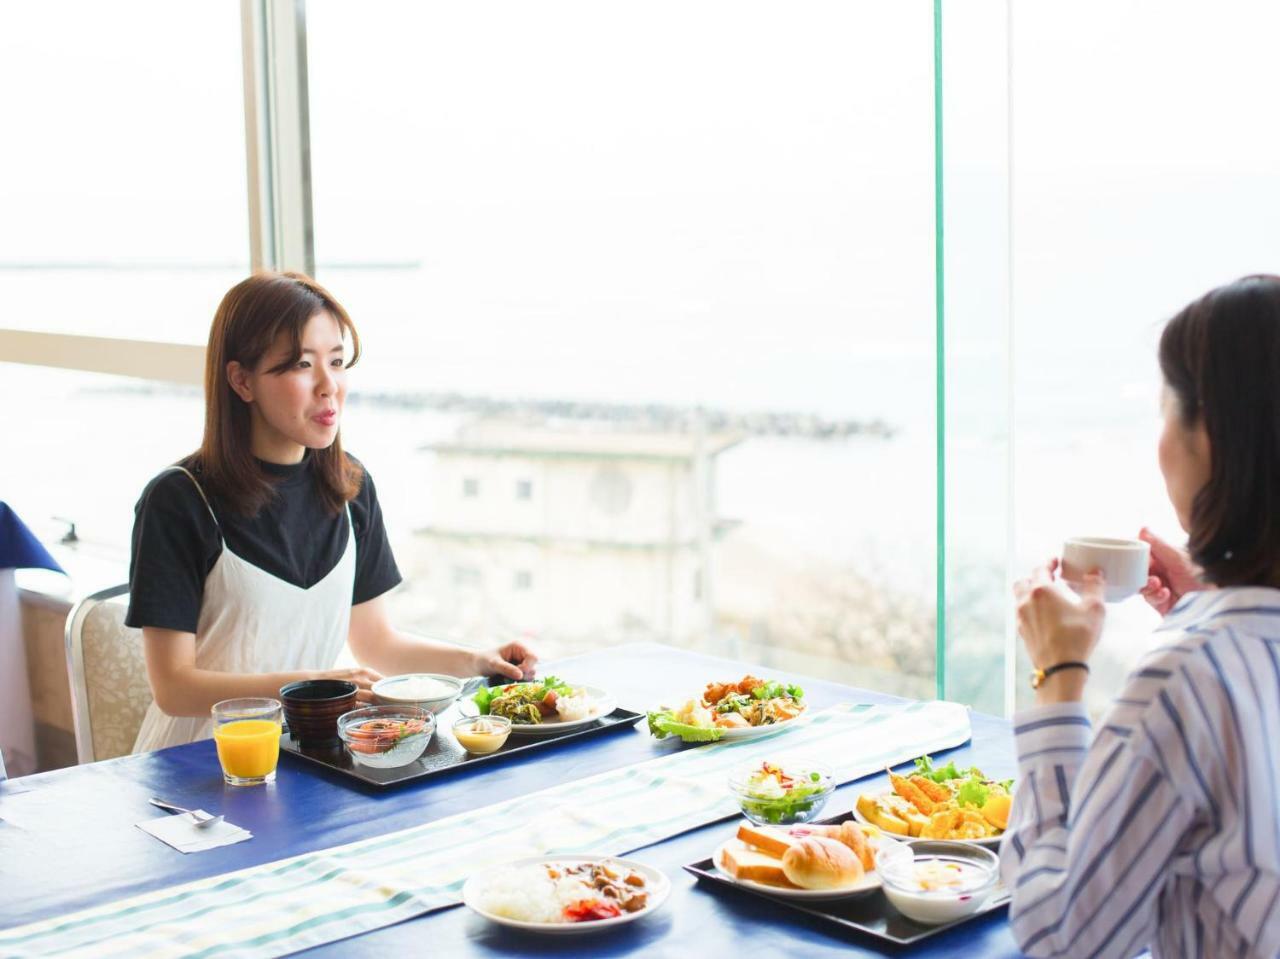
top-left (473, 866), bottom-right (597, 923)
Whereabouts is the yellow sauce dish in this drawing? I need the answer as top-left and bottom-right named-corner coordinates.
top-left (453, 715), bottom-right (513, 755)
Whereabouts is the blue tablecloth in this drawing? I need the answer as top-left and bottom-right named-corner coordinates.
top-left (0, 644), bottom-right (1022, 956)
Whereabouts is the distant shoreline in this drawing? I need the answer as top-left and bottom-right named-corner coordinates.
top-left (89, 382), bottom-right (897, 441)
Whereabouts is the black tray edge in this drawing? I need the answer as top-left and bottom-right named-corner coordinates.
top-left (681, 810), bottom-right (1011, 947)
top-left (279, 707), bottom-right (645, 789)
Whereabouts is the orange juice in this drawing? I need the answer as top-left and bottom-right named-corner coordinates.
top-left (214, 718), bottom-right (281, 780)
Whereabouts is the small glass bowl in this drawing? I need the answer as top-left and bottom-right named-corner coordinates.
top-left (879, 841), bottom-right (999, 925)
top-left (452, 715), bottom-right (513, 755)
top-left (337, 705), bottom-right (434, 769)
top-left (727, 761), bottom-right (835, 826)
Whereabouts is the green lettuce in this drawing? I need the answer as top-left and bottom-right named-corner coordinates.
top-left (472, 676), bottom-right (572, 715)
top-left (646, 710), bottom-right (724, 742)
top-left (956, 778), bottom-right (990, 808)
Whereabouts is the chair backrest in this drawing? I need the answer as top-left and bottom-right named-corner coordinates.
top-left (64, 585), bottom-right (154, 763)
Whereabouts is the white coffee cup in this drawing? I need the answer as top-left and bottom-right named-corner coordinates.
top-left (1061, 537), bottom-right (1151, 602)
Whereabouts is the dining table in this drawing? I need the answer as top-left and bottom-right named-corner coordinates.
top-left (0, 642), bottom-right (1023, 957)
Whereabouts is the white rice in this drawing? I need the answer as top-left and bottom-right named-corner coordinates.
top-left (474, 866), bottom-right (597, 923)
top-left (382, 675), bottom-right (455, 701)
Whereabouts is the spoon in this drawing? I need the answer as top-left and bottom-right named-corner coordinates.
top-left (148, 797), bottom-right (224, 829)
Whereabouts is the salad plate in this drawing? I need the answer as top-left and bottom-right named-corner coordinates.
top-left (853, 755), bottom-right (1012, 848)
top-left (460, 679), bottom-right (616, 737)
top-left (647, 675), bottom-right (807, 743)
top-left (462, 855), bottom-right (670, 934)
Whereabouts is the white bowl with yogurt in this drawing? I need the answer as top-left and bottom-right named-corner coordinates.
top-left (373, 673), bottom-right (471, 714)
top-left (879, 840), bottom-right (999, 925)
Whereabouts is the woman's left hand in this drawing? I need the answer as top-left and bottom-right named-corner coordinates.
top-left (473, 640), bottom-right (538, 681)
top-left (1013, 558), bottom-right (1106, 701)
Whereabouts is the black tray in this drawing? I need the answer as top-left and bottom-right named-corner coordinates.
top-left (683, 811), bottom-right (1010, 947)
top-left (279, 706), bottom-right (644, 788)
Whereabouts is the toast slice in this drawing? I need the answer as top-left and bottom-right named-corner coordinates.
top-left (736, 822), bottom-right (798, 858)
top-left (720, 838), bottom-right (797, 887)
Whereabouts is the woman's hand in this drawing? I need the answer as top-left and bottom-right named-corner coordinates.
top-left (317, 665), bottom-right (384, 703)
top-left (473, 641), bottom-right (539, 682)
top-left (1138, 526), bottom-right (1206, 616)
top-left (1013, 559), bottom-right (1105, 703)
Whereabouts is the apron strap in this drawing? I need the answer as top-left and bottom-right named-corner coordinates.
top-left (165, 466), bottom-right (222, 536)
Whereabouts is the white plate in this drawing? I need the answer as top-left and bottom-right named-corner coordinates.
top-left (851, 794), bottom-right (1003, 849)
top-left (712, 834), bottom-right (909, 902)
top-left (462, 855), bottom-right (670, 933)
top-left (458, 684), bottom-right (615, 737)
top-left (712, 714), bottom-right (806, 741)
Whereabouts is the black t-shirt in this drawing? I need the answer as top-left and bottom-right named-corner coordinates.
top-left (125, 454), bottom-right (402, 633)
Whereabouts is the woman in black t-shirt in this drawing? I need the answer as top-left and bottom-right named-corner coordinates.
top-left (127, 272), bottom-right (536, 750)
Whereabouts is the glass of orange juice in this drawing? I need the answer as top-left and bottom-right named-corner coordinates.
top-left (212, 698), bottom-right (283, 786)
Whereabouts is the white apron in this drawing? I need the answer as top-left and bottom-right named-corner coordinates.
top-left (132, 467), bottom-right (356, 752)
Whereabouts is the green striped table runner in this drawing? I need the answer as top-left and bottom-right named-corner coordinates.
top-left (0, 700), bottom-right (970, 958)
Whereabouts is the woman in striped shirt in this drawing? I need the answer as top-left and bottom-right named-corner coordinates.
top-left (1006, 275), bottom-right (1280, 958)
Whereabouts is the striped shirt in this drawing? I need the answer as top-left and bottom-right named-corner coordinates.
top-left (1000, 587), bottom-right (1280, 959)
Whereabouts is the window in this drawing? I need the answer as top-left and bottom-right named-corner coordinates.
top-left (308, 1), bottom-right (939, 698)
top-left (462, 478), bottom-right (479, 498)
top-left (515, 480), bottom-right (533, 501)
top-left (1006, 0), bottom-right (1280, 712)
top-left (0, 3), bottom-right (247, 564)
top-left (514, 571), bottom-right (532, 590)
top-left (0, 3), bottom-right (248, 344)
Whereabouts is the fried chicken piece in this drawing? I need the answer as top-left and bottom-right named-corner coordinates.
top-left (921, 807), bottom-right (993, 840)
top-left (703, 681), bottom-right (736, 705)
top-left (736, 675), bottom-right (766, 696)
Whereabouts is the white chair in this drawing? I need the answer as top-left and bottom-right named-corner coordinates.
top-left (64, 585), bottom-right (154, 763)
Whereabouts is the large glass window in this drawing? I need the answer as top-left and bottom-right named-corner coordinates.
top-left (308, 1), bottom-right (940, 696)
top-left (1009, 1), bottom-right (1280, 711)
top-left (1, 3), bottom-right (246, 571)
top-left (0, 2), bottom-right (248, 343)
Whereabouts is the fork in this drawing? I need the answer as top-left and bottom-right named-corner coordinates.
top-left (148, 797), bottom-right (224, 829)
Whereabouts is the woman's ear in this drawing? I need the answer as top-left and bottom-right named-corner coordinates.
top-left (226, 361), bottom-right (254, 404)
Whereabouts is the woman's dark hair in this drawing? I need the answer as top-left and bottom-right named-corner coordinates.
top-left (1159, 274), bottom-right (1280, 586)
top-left (185, 270), bottom-right (363, 516)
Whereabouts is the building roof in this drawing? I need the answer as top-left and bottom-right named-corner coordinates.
top-left (423, 419), bottom-right (745, 462)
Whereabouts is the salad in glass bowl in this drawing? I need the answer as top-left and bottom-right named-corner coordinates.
top-left (728, 761), bottom-right (834, 825)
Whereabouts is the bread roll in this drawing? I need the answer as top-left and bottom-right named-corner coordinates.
top-left (781, 836), bottom-right (864, 889)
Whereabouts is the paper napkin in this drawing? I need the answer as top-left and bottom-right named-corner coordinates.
top-left (136, 813), bottom-right (252, 854)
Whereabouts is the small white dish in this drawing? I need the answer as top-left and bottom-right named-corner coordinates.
top-left (462, 855), bottom-right (670, 933)
top-left (880, 841), bottom-right (999, 924)
top-left (712, 835), bottom-right (910, 902)
top-left (851, 794), bottom-right (1003, 849)
top-left (458, 684), bottom-right (614, 736)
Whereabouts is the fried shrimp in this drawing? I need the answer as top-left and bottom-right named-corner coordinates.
top-left (909, 775), bottom-right (953, 804)
top-left (889, 771), bottom-right (937, 814)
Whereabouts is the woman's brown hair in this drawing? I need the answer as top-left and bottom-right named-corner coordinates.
top-left (187, 271), bottom-right (363, 516)
top-left (1159, 274), bottom-right (1280, 586)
